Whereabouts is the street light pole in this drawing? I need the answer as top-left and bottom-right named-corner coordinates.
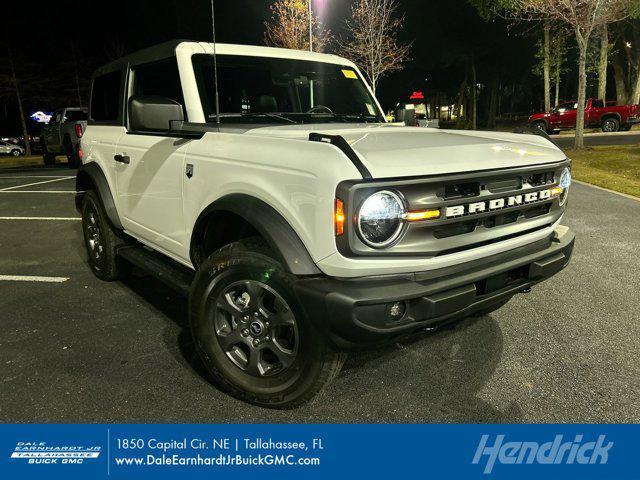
top-left (308, 0), bottom-right (313, 52)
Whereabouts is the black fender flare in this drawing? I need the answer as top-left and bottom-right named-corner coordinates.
top-left (75, 162), bottom-right (123, 230)
top-left (190, 194), bottom-right (321, 276)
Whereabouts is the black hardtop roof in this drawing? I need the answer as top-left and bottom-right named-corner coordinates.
top-left (92, 39), bottom-right (192, 78)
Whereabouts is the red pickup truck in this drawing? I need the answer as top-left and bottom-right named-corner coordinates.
top-left (528, 99), bottom-right (640, 133)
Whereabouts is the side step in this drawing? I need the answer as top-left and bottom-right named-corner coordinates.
top-left (117, 246), bottom-right (194, 297)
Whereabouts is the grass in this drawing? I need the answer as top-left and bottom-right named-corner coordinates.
top-left (0, 154), bottom-right (67, 169)
top-left (565, 145), bottom-right (640, 198)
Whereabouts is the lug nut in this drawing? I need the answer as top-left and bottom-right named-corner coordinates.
top-left (253, 339), bottom-right (260, 347)
top-left (265, 322), bottom-right (270, 327)
top-left (265, 335), bottom-right (271, 341)
top-left (241, 329), bottom-right (250, 337)
top-left (242, 315), bottom-right (249, 322)
top-left (254, 312), bottom-right (259, 317)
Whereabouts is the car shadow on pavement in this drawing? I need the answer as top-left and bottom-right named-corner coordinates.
top-left (119, 273), bottom-right (211, 382)
top-left (335, 316), bottom-right (524, 423)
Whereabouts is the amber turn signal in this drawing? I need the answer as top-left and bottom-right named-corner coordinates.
top-left (335, 199), bottom-right (345, 236)
top-left (404, 209), bottom-right (441, 222)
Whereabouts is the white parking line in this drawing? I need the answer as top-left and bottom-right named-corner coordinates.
top-left (0, 190), bottom-right (77, 194)
top-left (0, 176), bottom-right (72, 179)
top-left (0, 275), bottom-right (69, 283)
top-left (0, 176), bottom-right (75, 191)
top-left (0, 217), bottom-right (81, 221)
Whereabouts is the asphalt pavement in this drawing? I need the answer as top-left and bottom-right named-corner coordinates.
top-left (0, 164), bottom-right (638, 423)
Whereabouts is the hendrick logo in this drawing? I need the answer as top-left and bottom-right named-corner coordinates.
top-left (472, 434), bottom-right (613, 474)
top-left (445, 188), bottom-right (559, 218)
top-left (10, 442), bottom-right (102, 465)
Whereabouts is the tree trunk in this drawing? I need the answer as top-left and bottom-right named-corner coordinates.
top-left (598, 25), bottom-right (608, 101)
top-left (543, 21), bottom-right (551, 112)
top-left (456, 77), bottom-right (467, 120)
top-left (612, 56), bottom-right (629, 105)
top-left (575, 38), bottom-right (588, 149)
top-left (631, 70), bottom-right (640, 105)
top-left (471, 56), bottom-right (477, 130)
top-left (555, 62), bottom-right (561, 107)
top-left (7, 47), bottom-right (31, 156)
top-left (71, 42), bottom-right (83, 107)
top-left (487, 79), bottom-right (498, 129)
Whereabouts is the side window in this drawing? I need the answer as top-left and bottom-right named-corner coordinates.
top-left (130, 58), bottom-right (185, 116)
top-left (592, 100), bottom-right (604, 109)
top-left (90, 70), bottom-right (122, 122)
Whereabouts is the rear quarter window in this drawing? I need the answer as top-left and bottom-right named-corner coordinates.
top-left (90, 70), bottom-right (123, 122)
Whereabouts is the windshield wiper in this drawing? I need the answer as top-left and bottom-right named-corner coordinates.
top-left (241, 112), bottom-right (298, 124)
top-left (309, 113), bottom-right (381, 124)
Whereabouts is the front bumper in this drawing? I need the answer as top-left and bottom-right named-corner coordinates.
top-left (296, 226), bottom-right (575, 349)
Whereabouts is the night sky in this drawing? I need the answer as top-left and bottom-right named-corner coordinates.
top-left (1, 0), bottom-right (562, 136)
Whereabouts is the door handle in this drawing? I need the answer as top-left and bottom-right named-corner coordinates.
top-left (114, 154), bottom-right (130, 164)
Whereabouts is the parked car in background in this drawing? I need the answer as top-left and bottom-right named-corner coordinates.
top-left (42, 107), bottom-right (87, 167)
top-left (0, 141), bottom-right (25, 157)
top-left (529, 99), bottom-right (640, 134)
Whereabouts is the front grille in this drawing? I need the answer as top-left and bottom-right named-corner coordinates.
top-left (336, 159), bottom-right (570, 258)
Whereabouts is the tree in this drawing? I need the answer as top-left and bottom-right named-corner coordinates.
top-left (533, 27), bottom-right (569, 108)
top-left (598, 25), bottom-right (610, 100)
top-left (479, 0), bottom-right (638, 148)
top-left (543, 20), bottom-right (552, 111)
top-left (338, 0), bottom-right (411, 95)
top-left (264, 0), bottom-right (331, 53)
top-left (0, 45), bottom-right (32, 155)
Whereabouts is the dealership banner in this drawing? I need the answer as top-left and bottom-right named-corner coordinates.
top-left (0, 424), bottom-right (636, 479)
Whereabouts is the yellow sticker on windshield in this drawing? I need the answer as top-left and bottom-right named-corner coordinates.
top-left (342, 69), bottom-right (357, 79)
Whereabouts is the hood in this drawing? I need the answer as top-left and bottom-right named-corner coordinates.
top-left (246, 124), bottom-right (567, 179)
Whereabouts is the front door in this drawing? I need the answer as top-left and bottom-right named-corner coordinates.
top-left (114, 134), bottom-right (189, 258)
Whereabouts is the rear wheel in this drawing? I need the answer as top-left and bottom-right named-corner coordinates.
top-left (601, 117), bottom-right (620, 133)
top-left (189, 239), bottom-right (345, 409)
top-left (64, 136), bottom-right (80, 168)
top-left (81, 190), bottom-right (131, 281)
top-left (43, 145), bottom-right (56, 165)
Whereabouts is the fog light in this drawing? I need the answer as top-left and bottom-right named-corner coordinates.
top-left (387, 301), bottom-right (406, 320)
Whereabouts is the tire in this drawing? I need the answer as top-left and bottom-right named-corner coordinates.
top-left (81, 190), bottom-right (131, 281)
top-left (67, 147), bottom-right (80, 169)
top-left (189, 238), bottom-right (346, 409)
top-left (11, 149), bottom-right (21, 157)
top-left (530, 121), bottom-right (548, 134)
top-left (470, 297), bottom-right (512, 318)
top-left (601, 117), bottom-right (620, 133)
top-left (619, 124), bottom-right (632, 132)
top-left (42, 143), bottom-right (56, 166)
top-left (63, 136), bottom-right (79, 168)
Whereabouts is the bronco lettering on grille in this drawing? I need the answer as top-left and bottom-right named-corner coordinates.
top-left (445, 188), bottom-right (556, 218)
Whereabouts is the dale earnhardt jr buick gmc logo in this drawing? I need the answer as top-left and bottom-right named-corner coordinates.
top-left (444, 187), bottom-right (562, 218)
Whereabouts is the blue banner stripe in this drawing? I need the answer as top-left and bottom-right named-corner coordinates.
top-left (0, 424), bottom-right (637, 479)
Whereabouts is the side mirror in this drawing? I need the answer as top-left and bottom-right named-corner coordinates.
top-left (129, 95), bottom-right (184, 133)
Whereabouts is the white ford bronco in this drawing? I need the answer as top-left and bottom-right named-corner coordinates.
top-left (77, 41), bottom-right (574, 408)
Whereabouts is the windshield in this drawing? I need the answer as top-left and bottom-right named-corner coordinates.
top-left (192, 54), bottom-right (384, 124)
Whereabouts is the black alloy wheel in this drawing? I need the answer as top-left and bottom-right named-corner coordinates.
top-left (213, 280), bottom-right (299, 377)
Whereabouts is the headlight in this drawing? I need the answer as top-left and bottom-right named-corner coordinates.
top-left (357, 190), bottom-right (405, 248)
top-left (559, 167), bottom-right (571, 206)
